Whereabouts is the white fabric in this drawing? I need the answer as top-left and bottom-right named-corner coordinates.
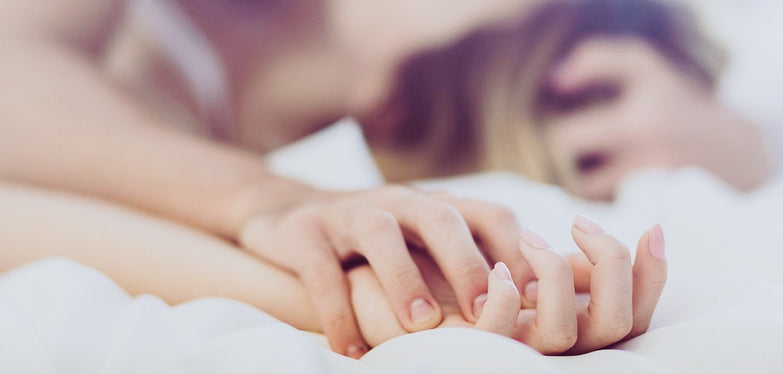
top-left (2, 165), bottom-right (783, 372)
top-left (2, 2), bottom-right (782, 372)
top-left (3, 122), bottom-right (783, 372)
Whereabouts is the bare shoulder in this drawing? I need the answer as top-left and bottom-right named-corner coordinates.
top-left (0, 0), bottom-right (126, 52)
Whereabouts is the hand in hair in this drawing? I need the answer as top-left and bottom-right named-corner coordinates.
top-left (545, 37), bottom-right (770, 200)
top-left (346, 215), bottom-right (667, 355)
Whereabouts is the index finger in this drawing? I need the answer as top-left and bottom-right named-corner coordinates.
top-left (569, 215), bottom-right (634, 353)
top-left (432, 196), bottom-right (536, 306)
top-left (367, 187), bottom-right (491, 323)
top-left (627, 225), bottom-right (668, 339)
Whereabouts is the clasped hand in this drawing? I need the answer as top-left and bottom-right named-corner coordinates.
top-left (240, 186), bottom-right (666, 357)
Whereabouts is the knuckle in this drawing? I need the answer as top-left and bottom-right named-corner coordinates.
top-left (636, 266), bottom-right (668, 290)
top-left (595, 314), bottom-right (634, 343)
top-left (426, 190), bottom-right (453, 200)
top-left (380, 184), bottom-right (416, 198)
top-left (540, 253), bottom-right (572, 279)
top-left (280, 208), bottom-right (320, 232)
top-left (541, 328), bottom-right (578, 354)
top-left (628, 323), bottom-right (651, 339)
top-left (389, 264), bottom-right (423, 290)
top-left (601, 242), bottom-right (633, 264)
top-left (324, 309), bottom-right (355, 334)
top-left (495, 284), bottom-right (522, 304)
top-left (484, 205), bottom-right (518, 228)
top-left (422, 203), bottom-right (463, 227)
top-left (304, 261), bottom-right (342, 288)
top-left (455, 259), bottom-right (490, 287)
top-left (354, 209), bottom-right (398, 236)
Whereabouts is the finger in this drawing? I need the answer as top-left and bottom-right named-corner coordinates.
top-left (567, 252), bottom-right (592, 293)
top-left (433, 196), bottom-right (536, 306)
top-left (569, 214), bottom-right (633, 354)
top-left (371, 187), bottom-right (491, 323)
top-left (326, 205), bottom-right (442, 331)
top-left (627, 225), bottom-right (668, 339)
top-left (551, 38), bottom-right (657, 94)
top-left (475, 262), bottom-right (522, 336)
top-left (297, 239), bottom-right (368, 359)
top-left (346, 265), bottom-right (407, 348)
top-left (515, 228), bottom-right (578, 354)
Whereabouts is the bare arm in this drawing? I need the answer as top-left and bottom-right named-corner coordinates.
top-left (0, 183), bottom-right (667, 356)
top-left (0, 0), bottom-right (538, 358)
top-left (0, 182), bottom-right (319, 331)
top-left (0, 0), bottom-right (315, 239)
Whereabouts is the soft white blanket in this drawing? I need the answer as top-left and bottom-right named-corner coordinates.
top-left (3, 2), bottom-right (782, 370)
top-left (2, 120), bottom-right (782, 373)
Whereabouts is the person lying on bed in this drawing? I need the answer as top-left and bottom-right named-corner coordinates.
top-left (366, 0), bottom-right (772, 200)
top-left (0, 0), bottom-right (665, 358)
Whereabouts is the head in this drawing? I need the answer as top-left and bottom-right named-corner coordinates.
top-left (362, 0), bottom-right (723, 188)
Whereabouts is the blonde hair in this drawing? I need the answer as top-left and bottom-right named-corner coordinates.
top-left (362, 0), bottom-right (723, 187)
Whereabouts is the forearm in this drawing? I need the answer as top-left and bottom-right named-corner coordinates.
top-left (0, 182), bottom-right (319, 331)
top-left (0, 40), bottom-right (315, 238)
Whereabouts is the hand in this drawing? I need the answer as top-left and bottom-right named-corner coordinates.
top-left (239, 185), bottom-right (534, 358)
top-left (545, 37), bottom-right (770, 200)
top-left (347, 215), bottom-right (667, 355)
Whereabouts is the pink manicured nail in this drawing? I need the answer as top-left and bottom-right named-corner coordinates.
top-left (410, 298), bottom-right (436, 323)
top-left (649, 224), bottom-right (666, 260)
top-left (472, 293), bottom-right (488, 318)
top-left (347, 344), bottom-right (368, 359)
top-left (524, 281), bottom-right (539, 302)
top-left (494, 262), bottom-right (513, 282)
top-left (520, 227), bottom-right (550, 249)
top-left (574, 214), bottom-right (604, 234)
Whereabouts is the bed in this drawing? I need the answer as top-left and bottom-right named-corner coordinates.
top-left (2, 1), bottom-right (782, 372)
top-left (2, 120), bottom-right (782, 373)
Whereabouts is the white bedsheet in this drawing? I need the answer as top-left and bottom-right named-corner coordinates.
top-left (2, 122), bottom-right (783, 372)
top-left (3, 1), bottom-right (782, 371)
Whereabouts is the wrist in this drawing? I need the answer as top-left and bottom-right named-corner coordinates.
top-left (229, 169), bottom-right (332, 238)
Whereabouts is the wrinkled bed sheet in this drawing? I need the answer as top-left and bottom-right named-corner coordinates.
top-left (3, 1), bottom-right (783, 371)
top-left (2, 121), bottom-right (783, 373)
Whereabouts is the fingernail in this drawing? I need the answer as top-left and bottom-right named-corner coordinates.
top-left (347, 344), bottom-right (368, 359)
top-left (494, 262), bottom-right (513, 282)
top-left (524, 280), bottom-right (539, 303)
top-left (649, 224), bottom-right (666, 260)
top-left (520, 227), bottom-right (550, 249)
top-left (574, 214), bottom-right (604, 234)
top-left (410, 298), bottom-right (436, 324)
top-left (472, 293), bottom-right (488, 318)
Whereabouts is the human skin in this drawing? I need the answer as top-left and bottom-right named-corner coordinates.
top-left (545, 38), bottom-right (770, 200)
top-left (0, 0), bottom-right (545, 358)
top-left (0, 183), bottom-right (667, 355)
